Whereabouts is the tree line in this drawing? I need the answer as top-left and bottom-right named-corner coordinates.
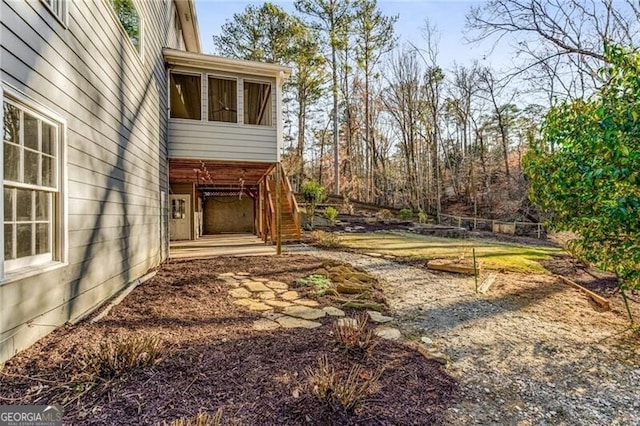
top-left (213, 0), bottom-right (639, 220)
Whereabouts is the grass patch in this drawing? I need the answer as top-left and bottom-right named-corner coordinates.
top-left (338, 232), bottom-right (564, 274)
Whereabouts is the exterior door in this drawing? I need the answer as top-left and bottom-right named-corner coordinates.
top-left (170, 194), bottom-right (191, 240)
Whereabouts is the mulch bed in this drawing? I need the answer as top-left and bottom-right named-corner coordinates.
top-left (0, 255), bottom-right (457, 425)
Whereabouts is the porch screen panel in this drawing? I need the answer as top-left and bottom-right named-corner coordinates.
top-left (208, 77), bottom-right (237, 123)
top-left (243, 82), bottom-right (272, 126)
top-left (170, 73), bottom-right (201, 120)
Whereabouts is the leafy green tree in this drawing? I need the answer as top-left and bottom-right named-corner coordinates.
top-left (110, 0), bottom-right (140, 48)
top-left (301, 181), bottom-right (327, 228)
top-left (524, 45), bottom-right (640, 321)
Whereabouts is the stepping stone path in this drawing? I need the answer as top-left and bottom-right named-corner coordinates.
top-left (218, 272), bottom-right (347, 330)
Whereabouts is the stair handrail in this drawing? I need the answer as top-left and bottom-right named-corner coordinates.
top-left (279, 163), bottom-right (301, 236)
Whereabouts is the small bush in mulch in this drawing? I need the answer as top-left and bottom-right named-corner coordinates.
top-left (332, 313), bottom-right (377, 354)
top-left (306, 355), bottom-right (384, 412)
top-left (84, 335), bottom-right (163, 380)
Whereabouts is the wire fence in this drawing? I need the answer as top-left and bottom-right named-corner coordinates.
top-left (438, 213), bottom-right (545, 238)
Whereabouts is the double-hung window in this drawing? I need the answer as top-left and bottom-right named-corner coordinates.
top-left (3, 99), bottom-right (60, 272)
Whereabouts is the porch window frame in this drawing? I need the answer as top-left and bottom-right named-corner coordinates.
top-left (206, 73), bottom-right (239, 126)
top-left (242, 78), bottom-right (274, 128)
top-left (168, 71), bottom-right (203, 122)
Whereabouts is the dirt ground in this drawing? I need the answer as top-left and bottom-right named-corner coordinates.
top-left (288, 246), bottom-right (640, 425)
top-left (0, 256), bottom-right (456, 425)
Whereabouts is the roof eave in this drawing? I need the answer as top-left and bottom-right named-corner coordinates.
top-left (174, 0), bottom-right (201, 53)
top-left (163, 48), bottom-right (292, 79)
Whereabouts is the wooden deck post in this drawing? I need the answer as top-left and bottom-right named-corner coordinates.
top-left (276, 163), bottom-right (282, 255)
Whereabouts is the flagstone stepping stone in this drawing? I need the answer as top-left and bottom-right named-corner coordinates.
top-left (218, 272), bottom-right (235, 277)
top-left (266, 281), bottom-right (288, 290)
top-left (336, 318), bottom-right (359, 328)
top-left (294, 299), bottom-right (320, 307)
top-left (246, 301), bottom-right (273, 311)
top-left (244, 281), bottom-right (271, 292)
top-left (229, 288), bottom-right (252, 298)
top-left (262, 311), bottom-right (284, 320)
top-left (233, 298), bottom-right (254, 307)
top-left (282, 306), bottom-right (326, 320)
top-left (258, 291), bottom-right (277, 300)
top-left (276, 316), bottom-right (322, 329)
top-left (265, 300), bottom-right (294, 308)
top-left (253, 278), bottom-right (269, 282)
top-left (364, 252), bottom-right (382, 257)
top-left (367, 310), bottom-right (394, 324)
top-left (236, 272), bottom-right (251, 276)
top-left (280, 291), bottom-right (300, 301)
top-left (323, 306), bottom-right (345, 317)
top-left (374, 326), bottom-right (401, 340)
top-left (253, 318), bottom-right (280, 331)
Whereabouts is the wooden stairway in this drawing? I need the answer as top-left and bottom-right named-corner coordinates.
top-left (262, 164), bottom-right (301, 242)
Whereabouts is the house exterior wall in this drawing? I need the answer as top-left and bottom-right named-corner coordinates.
top-left (0, 0), bottom-right (186, 363)
top-left (168, 68), bottom-right (278, 162)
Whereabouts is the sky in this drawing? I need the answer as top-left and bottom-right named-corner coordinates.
top-left (194, 0), bottom-right (514, 70)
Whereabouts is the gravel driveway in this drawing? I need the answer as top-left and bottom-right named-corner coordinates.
top-left (287, 245), bottom-right (640, 426)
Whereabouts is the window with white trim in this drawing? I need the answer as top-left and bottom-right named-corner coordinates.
top-left (3, 99), bottom-right (60, 272)
top-left (109, 0), bottom-right (143, 55)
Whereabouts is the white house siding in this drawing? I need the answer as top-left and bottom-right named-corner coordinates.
top-left (0, 0), bottom-right (184, 363)
top-left (168, 69), bottom-right (278, 163)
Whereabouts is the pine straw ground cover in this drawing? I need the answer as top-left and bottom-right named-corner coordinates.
top-left (0, 255), bottom-right (457, 425)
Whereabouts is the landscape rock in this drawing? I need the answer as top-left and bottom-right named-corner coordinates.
top-left (228, 288), bottom-right (252, 298)
top-left (374, 326), bottom-right (402, 340)
top-left (252, 319), bottom-right (280, 331)
top-left (276, 316), bottom-right (322, 329)
top-left (294, 299), bottom-right (320, 307)
top-left (368, 310), bottom-right (394, 323)
top-left (280, 291), bottom-right (300, 301)
top-left (282, 306), bottom-right (326, 320)
top-left (323, 306), bottom-right (346, 317)
top-left (258, 291), bottom-right (277, 300)
top-left (261, 311), bottom-right (284, 320)
top-left (266, 281), bottom-right (289, 290)
top-left (264, 300), bottom-right (294, 308)
top-left (244, 281), bottom-right (271, 292)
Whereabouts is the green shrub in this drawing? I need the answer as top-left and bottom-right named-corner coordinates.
top-left (324, 206), bottom-right (339, 225)
top-left (296, 274), bottom-right (332, 296)
top-left (418, 211), bottom-right (428, 224)
top-left (301, 181), bottom-right (327, 229)
top-left (399, 208), bottom-right (413, 220)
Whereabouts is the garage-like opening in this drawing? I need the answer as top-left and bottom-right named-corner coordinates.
top-left (202, 191), bottom-right (255, 234)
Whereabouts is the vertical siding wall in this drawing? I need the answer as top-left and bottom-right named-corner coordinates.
top-left (0, 0), bottom-right (181, 362)
top-left (168, 69), bottom-right (278, 162)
